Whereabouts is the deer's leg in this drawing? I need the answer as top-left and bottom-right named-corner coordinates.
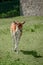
top-left (11, 31), bottom-right (15, 51)
top-left (14, 32), bottom-right (20, 53)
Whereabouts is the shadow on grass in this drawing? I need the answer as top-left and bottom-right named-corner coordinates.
top-left (20, 50), bottom-right (42, 58)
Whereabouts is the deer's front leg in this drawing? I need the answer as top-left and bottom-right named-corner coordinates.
top-left (14, 32), bottom-right (20, 53)
top-left (11, 32), bottom-right (15, 51)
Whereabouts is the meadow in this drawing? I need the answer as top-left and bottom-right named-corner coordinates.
top-left (0, 16), bottom-right (43, 65)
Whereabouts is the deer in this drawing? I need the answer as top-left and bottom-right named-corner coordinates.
top-left (10, 21), bottom-right (25, 53)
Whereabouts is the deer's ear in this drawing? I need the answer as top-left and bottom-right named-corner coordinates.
top-left (13, 21), bottom-right (17, 24)
top-left (22, 21), bottom-right (25, 24)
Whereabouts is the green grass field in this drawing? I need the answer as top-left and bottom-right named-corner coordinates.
top-left (0, 16), bottom-right (43, 65)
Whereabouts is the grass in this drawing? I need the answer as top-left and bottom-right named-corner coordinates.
top-left (0, 16), bottom-right (43, 65)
